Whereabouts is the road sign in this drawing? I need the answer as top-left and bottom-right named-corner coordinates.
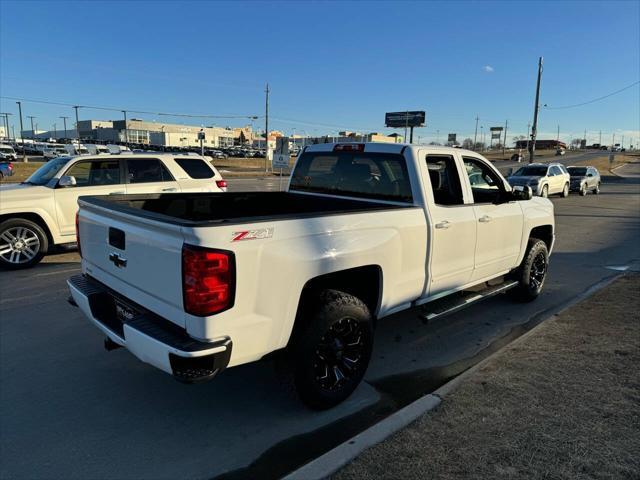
top-left (272, 136), bottom-right (290, 170)
top-left (490, 126), bottom-right (503, 132)
top-left (491, 133), bottom-right (501, 139)
top-left (385, 111), bottom-right (426, 128)
top-left (448, 133), bottom-right (456, 142)
top-left (197, 130), bottom-right (205, 140)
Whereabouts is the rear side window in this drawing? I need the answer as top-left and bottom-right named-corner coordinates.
top-left (126, 158), bottom-right (173, 184)
top-left (426, 155), bottom-right (464, 206)
top-left (290, 151), bottom-right (413, 203)
top-left (174, 158), bottom-right (215, 179)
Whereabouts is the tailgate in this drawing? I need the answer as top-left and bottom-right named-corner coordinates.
top-left (78, 199), bottom-right (187, 328)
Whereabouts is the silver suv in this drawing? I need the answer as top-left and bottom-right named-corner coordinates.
top-left (507, 162), bottom-right (571, 198)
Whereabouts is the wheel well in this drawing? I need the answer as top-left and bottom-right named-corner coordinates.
top-left (299, 265), bottom-right (382, 319)
top-left (0, 213), bottom-right (54, 244)
top-left (530, 225), bottom-right (553, 250)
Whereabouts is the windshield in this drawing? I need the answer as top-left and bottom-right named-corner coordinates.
top-left (24, 156), bottom-right (70, 186)
top-left (567, 167), bottom-right (587, 176)
top-left (0, 146), bottom-right (14, 153)
top-left (512, 166), bottom-right (548, 177)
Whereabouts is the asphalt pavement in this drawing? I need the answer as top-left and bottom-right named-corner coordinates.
top-left (1, 173), bottom-right (639, 480)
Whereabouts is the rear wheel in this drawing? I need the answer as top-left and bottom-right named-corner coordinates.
top-left (510, 238), bottom-right (549, 302)
top-left (284, 289), bottom-right (374, 410)
top-left (561, 183), bottom-right (569, 197)
top-left (0, 218), bottom-right (49, 269)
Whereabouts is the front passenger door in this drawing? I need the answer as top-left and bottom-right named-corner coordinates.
top-left (125, 158), bottom-right (180, 194)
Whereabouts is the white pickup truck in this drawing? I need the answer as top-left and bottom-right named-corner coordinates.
top-left (68, 143), bottom-right (554, 409)
top-left (0, 154), bottom-right (226, 269)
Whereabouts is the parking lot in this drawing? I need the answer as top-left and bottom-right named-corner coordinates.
top-left (1, 172), bottom-right (639, 480)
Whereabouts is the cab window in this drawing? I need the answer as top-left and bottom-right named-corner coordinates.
top-left (425, 155), bottom-right (464, 206)
top-left (65, 160), bottom-right (121, 186)
top-left (126, 158), bottom-right (173, 184)
top-left (462, 157), bottom-right (503, 204)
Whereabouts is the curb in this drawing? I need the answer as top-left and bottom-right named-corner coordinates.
top-left (282, 393), bottom-right (440, 480)
top-left (283, 272), bottom-right (625, 480)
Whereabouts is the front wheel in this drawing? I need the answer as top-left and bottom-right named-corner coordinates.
top-left (0, 218), bottom-right (49, 269)
top-left (579, 183), bottom-right (587, 196)
top-left (541, 185), bottom-right (549, 198)
top-left (285, 289), bottom-right (374, 410)
top-left (561, 183), bottom-right (569, 197)
top-left (510, 238), bottom-right (549, 302)
top-left (593, 182), bottom-right (600, 194)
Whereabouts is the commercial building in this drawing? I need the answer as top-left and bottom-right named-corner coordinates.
top-left (514, 139), bottom-right (567, 150)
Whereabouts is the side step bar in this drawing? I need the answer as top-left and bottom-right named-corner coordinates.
top-left (420, 281), bottom-right (518, 322)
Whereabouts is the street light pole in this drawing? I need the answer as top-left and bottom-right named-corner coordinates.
top-left (73, 106), bottom-right (81, 143)
top-left (60, 116), bottom-right (69, 140)
top-left (27, 116), bottom-right (36, 140)
top-left (16, 101), bottom-right (26, 162)
top-left (529, 56), bottom-right (543, 163)
top-left (122, 110), bottom-right (128, 144)
top-left (0, 112), bottom-right (11, 141)
top-left (264, 83), bottom-right (270, 173)
top-left (473, 115), bottom-right (479, 151)
top-left (53, 123), bottom-right (57, 139)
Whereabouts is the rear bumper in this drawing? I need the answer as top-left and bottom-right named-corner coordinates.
top-left (68, 274), bottom-right (232, 383)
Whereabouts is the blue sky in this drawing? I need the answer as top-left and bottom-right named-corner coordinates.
top-left (1, 0), bottom-right (639, 145)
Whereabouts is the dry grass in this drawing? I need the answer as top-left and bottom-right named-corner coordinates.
top-left (0, 161), bottom-right (44, 183)
top-left (334, 274), bottom-right (640, 480)
top-left (569, 153), bottom-right (637, 173)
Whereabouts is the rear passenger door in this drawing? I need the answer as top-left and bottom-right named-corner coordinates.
top-left (421, 153), bottom-right (477, 296)
top-left (124, 158), bottom-right (180, 194)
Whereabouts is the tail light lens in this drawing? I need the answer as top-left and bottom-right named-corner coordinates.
top-left (75, 211), bottom-right (82, 258)
top-left (8, 163), bottom-right (13, 170)
top-left (216, 179), bottom-right (228, 189)
top-left (182, 245), bottom-right (235, 316)
top-left (333, 143), bottom-right (365, 152)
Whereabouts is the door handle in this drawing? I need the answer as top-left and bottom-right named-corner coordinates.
top-left (109, 191), bottom-right (125, 195)
top-left (479, 215), bottom-right (492, 223)
top-left (162, 187), bottom-right (177, 192)
top-left (435, 221), bottom-right (451, 229)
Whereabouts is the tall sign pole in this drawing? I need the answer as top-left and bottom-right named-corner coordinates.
top-left (529, 56), bottom-right (543, 163)
top-left (264, 83), bottom-right (270, 173)
top-left (74, 106), bottom-right (81, 143)
top-left (60, 116), bottom-right (69, 140)
top-left (502, 119), bottom-right (508, 156)
top-left (16, 102), bottom-right (26, 162)
top-left (473, 115), bottom-right (479, 150)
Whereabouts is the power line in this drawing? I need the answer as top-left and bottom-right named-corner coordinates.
top-left (0, 96), bottom-right (259, 120)
top-left (544, 80), bottom-right (640, 110)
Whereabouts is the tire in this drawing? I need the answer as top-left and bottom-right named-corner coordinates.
top-left (284, 289), bottom-right (374, 410)
top-left (0, 218), bottom-right (49, 269)
top-left (593, 182), bottom-right (600, 194)
top-left (561, 183), bottom-right (569, 198)
top-left (541, 185), bottom-right (548, 198)
top-left (510, 238), bottom-right (549, 302)
top-left (579, 183), bottom-right (587, 196)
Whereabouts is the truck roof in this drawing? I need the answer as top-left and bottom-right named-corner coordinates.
top-left (302, 142), bottom-right (479, 156)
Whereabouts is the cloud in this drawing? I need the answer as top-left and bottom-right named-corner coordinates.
top-left (483, 65), bottom-right (494, 73)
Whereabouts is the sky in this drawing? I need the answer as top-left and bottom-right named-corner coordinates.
top-left (1, 0), bottom-right (639, 146)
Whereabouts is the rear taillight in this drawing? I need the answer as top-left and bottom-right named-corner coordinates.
top-left (182, 245), bottom-right (235, 316)
top-left (8, 163), bottom-right (13, 170)
top-left (75, 211), bottom-right (82, 258)
top-left (216, 179), bottom-right (228, 189)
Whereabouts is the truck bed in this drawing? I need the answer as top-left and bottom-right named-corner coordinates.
top-left (80, 191), bottom-right (414, 226)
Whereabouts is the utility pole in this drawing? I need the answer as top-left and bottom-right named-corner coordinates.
top-left (529, 56), bottom-right (543, 163)
top-left (53, 123), bottom-right (57, 139)
top-left (16, 101), bottom-right (26, 162)
top-left (473, 115), bottom-right (479, 150)
top-left (122, 110), bottom-right (128, 144)
top-left (556, 125), bottom-right (560, 143)
top-left (0, 112), bottom-right (11, 141)
top-left (584, 129), bottom-right (587, 149)
top-left (264, 83), bottom-right (270, 173)
top-left (612, 133), bottom-right (615, 150)
top-left (599, 130), bottom-right (602, 146)
top-left (436, 129), bottom-right (440, 144)
top-left (60, 116), bottom-right (69, 140)
top-left (526, 122), bottom-right (530, 153)
top-left (27, 116), bottom-right (36, 140)
top-left (502, 119), bottom-right (508, 156)
top-left (73, 106), bottom-right (81, 143)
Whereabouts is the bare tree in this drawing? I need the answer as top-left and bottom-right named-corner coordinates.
top-left (461, 138), bottom-right (474, 149)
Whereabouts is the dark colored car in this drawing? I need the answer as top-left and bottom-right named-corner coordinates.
top-left (567, 166), bottom-right (601, 196)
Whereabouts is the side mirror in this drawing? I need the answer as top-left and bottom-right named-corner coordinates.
top-left (58, 175), bottom-right (77, 187)
top-left (511, 185), bottom-right (533, 201)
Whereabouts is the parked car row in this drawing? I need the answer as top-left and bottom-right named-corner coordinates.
top-left (507, 163), bottom-right (601, 197)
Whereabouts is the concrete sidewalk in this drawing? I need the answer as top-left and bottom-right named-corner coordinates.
top-left (333, 274), bottom-right (640, 480)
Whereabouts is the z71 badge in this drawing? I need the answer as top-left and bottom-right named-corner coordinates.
top-left (231, 228), bottom-right (274, 242)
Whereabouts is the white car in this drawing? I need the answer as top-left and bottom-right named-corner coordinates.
top-left (0, 154), bottom-right (227, 269)
top-left (42, 146), bottom-right (68, 160)
top-left (507, 162), bottom-right (571, 198)
top-left (69, 143), bottom-right (554, 409)
top-left (0, 144), bottom-right (17, 161)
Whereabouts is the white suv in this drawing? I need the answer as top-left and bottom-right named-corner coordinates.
top-left (0, 154), bottom-right (227, 269)
top-left (507, 162), bottom-right (571, 198)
